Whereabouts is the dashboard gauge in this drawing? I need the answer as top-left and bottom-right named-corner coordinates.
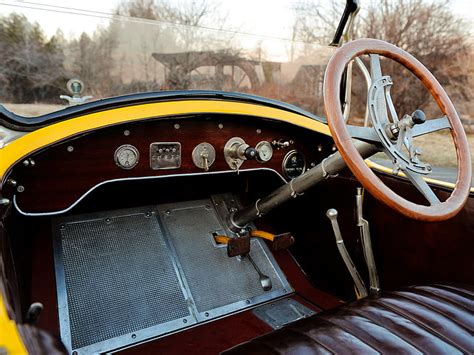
top-left (282, 150), bottom-right (306, 179)
top-left (256, 141), bottom-right (274, 162)
top-left (114, 144), bottom-right (140, 169)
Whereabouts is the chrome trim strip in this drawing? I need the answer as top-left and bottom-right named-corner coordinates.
top-left (13, 168), bottom-right (286, 217)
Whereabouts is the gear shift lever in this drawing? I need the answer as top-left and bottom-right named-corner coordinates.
top-left (247, 253), bottom-right (272, 291)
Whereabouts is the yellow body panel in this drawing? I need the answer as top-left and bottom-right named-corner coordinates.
top-left (0, 296), bottom-right (28, 354)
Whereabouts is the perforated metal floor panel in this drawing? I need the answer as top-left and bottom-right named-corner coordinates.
top-left (53, 197), bottom-right (291, 354)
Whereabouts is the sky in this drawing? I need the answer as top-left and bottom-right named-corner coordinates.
top-left (0, 0), bottom-right (298, 39)
top-left (0, 0), bottom-right (473, 59)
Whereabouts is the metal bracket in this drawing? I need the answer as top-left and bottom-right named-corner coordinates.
top-left (356, 188), bottom-right (380, 295)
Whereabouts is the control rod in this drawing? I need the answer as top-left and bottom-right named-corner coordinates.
top-left (229, 141), bottom-right (379, 231)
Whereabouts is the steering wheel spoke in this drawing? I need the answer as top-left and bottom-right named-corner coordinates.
top-left (385, 85), bottom-right (399, 123)
top-left (368, 55), bottom-right (392, 127)
top-left (369, 54), bottom-right (383, 80)
top-left (347, 125), bottom-right (381, 144)
top-left (411, 116), bottom-right (451, 138)
top-left (402, 168), bottom-right (441, 205)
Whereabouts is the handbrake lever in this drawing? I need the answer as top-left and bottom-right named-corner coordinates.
top-left (356, 188), bottom-right (380, 295)
top-left (326, 208), bottom-right (368, 299)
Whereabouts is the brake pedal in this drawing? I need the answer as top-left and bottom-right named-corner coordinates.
top-left (250, 230), bottom-right (295, 251)
top-left (227, 236), bottom-right (250, 257)
top-left (271, 233), bottom-right (295, 251)
top-left (213, 234), bottom-right (250, 257)
top-left (214, 229), bottom-right (295, 257)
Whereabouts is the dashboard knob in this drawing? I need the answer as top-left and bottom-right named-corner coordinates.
top-left (244, 147), bottom-right (258, 160)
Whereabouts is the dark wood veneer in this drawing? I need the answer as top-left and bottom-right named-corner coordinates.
top-left (10, 114), bottom-right (333, 212)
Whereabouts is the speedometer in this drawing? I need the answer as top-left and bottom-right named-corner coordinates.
top-left (282, 150), bottom-right (306, 179)
top-left (114, 144), bottom-right (140, 169)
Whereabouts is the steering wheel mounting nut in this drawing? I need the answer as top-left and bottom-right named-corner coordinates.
top-left (386, 123), bottom-right (400, 140)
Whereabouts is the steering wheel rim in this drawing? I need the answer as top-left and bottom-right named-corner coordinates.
top-left (324, 38), bottom-right (472, 221)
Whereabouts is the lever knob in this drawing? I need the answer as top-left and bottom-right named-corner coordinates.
top-left (411, 109), bottom-right (426, 125)
top-left (244, 146), bottom-right (258, 160)
top-left (201, 152), bottom-right (209, 171)
top-left (326, 208), bottom-right (338, 219)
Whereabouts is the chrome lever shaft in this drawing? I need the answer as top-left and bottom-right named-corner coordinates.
top-left (356, 188), bottom-right (380, 295)
top-left (247, 253), bottom-right (272, 291)
top-left (326, 209), bottom-right (368, 299)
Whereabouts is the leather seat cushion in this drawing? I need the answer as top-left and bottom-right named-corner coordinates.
top-left (223, 284), bottom-right (474, 354)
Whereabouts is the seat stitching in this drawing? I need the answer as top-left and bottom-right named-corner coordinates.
top-left (373, 300), bottom-right (467, 353)
top-left (317, 316), bottom-right (382, 354)
top-left (371, 299), bottom-right (468, 353)
top-left (285, 328), bottom-right (335, 353)
top-left (386, 291), bottom-right (473, 332)
top-left (428, 284), bottom-right (474, 298)
top-left (413, 288), bottom-right (473, 312)
top-left (346, 306), bottom-right (426, 354)
top-left (332, 309), bottom-right (424, 354)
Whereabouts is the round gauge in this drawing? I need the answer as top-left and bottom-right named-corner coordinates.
top-left (282, 150), bottom-right (306, 179)
top-left (256, 141), bottom-right (274, 162)
top-left (114, 144), bottom-right (140, 169)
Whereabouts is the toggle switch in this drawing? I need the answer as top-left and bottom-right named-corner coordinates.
top-left (192, 143), bottom-right (216, 171)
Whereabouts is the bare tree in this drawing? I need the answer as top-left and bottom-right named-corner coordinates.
top-left (116, 0), bottom-right (158, 19)
top-left (0, 14), bottom-right (67, 103)
top-left (360, 0), bottom-right (470, 117)
top-left (292, 0), bottom-right (345, 45)
top-left (66, 25), bottom-right (120, 98)
top-left (116, 0), bottom-right (230, 51)
top-left (291, 0), bottom-right (471, 118)
top-left (114, 0), bottom-right (240, 90)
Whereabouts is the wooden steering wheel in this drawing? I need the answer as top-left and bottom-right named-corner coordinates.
top-left (324, 38), bottom-right (471, 221)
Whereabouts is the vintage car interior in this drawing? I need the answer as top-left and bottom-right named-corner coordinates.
top-left (0, 2), bottom-right (472, 355)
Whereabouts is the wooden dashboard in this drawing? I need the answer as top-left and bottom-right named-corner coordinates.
top-left (8, 114), bottom-right (334, 213)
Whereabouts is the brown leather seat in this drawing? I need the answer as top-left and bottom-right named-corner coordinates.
top-left (223, 284), bottom-right (474, 354)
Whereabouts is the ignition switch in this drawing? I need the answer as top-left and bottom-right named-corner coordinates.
top-left (224, 137), bottom-right (259, 170)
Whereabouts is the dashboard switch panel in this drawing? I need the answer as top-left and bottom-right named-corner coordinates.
top-left (150, 142), bottom-right (181, 170)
